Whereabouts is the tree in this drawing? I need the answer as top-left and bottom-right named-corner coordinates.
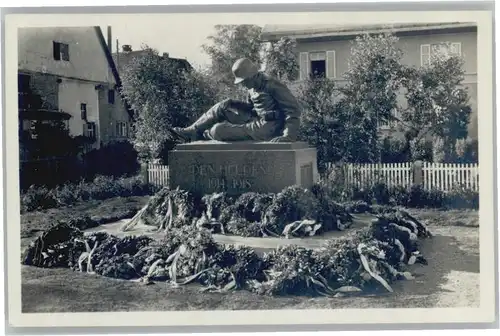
top-left (296, 33), bottom-right (406, 167)
top-left (263, 37), bottom-right (299, 82)
top-left (298, 77), bottom-right (343, 171)
top-left (120, 46), bottom-right (217, 162)
top-left (341, 33), bottom-right (404, 122)
top-left (379, 135), bottom-right (411, 163)
top-left (298, 77), bottom-right (386, 170)
top-left (455, 137), bottom-right (478, 163)
top-left (202, 25), bottom-right (264, 98)
top-left (331, 34), bottom-right (472, 163)
top-left (337, 33), bottom-right (405, 163)
top-left (398, 44), bottom-right (472, 162)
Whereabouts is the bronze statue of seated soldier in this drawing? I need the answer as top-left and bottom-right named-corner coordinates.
top-left (172, 58), bottom-right (302, 143)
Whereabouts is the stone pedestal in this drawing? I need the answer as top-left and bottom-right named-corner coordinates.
top-left (168, 141), bottom-right (319, 196)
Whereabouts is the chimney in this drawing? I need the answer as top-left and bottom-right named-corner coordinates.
top-left (107, 26), bottom-right (112, 53)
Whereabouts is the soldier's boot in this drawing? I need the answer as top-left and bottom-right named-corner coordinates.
top-left (171, 126), bottom-right (200, 143)
top-left (171, 110), bottom-right (220, 143)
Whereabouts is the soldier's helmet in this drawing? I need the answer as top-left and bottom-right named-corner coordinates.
top-left (232, 58), bottom-right (259, 84)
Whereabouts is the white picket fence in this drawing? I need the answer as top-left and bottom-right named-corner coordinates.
top-left (145, 161), bottom-right (480, 192)
top-left (344, 161), bottom-right (480, 192)
top-left (344, 162), bottom-right (413, 189)
top-left (421, 162), bottom-right (480, 192)
top-left (146, 163), bottom-right (170, 187)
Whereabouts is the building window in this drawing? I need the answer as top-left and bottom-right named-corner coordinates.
top-left (53, 41), bottom-right (70, 61)
top-left (80, 103), bottom-right (87, 120)
top-left (299, 50), bottom-right (336, 80)
top-left (108, 89), bottom-right (115, 104)
top-left (83, 122), bottom-right (96, 140)
top-left (115, 121), bottom-right (128, 137)
top-left (421, 42), bottom-right (462, 67)
top-left (309, 52), bottom-right (326, 78)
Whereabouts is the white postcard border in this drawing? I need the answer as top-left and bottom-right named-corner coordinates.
top-left (3, 9), bottom-right (496, 328)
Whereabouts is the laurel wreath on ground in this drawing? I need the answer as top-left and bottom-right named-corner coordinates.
top-left (22, 186), bottom-right (432, 297)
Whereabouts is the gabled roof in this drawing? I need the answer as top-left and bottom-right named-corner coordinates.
top-left (261, 22), bottom-right (477, 41)
top-left (93, 26), bottom-right (135, 120)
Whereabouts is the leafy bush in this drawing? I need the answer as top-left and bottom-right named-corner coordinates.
top-left (410, 138), bottom-right (434, 162)
top-left (82, 141), bottom-right (140, 178)
top-left (20, 175), bottom-right (155, 213)
top-left (341, 182), bottom-right (477, 209)
top-left (455, 137), bottom-right (479, 163)
top-left (445, 186), bottom-right (479, 209)
top-left (20, 185), bottom-right (59, 212)
top-left (21, 120), bottom-right (83, 160)
top-left (317, 164), bottom-right (477, 209)
top-left (390, 185), bottom-right (410, 205)
top-left (380, 136), bottom-right (410, 163)
top-left (19, 157), bottom-right (84, 191)
top-left (371, 182), bottom-right (392, 205)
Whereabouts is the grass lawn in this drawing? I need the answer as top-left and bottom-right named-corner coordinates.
top-left (19, 198), bottom-right (480, 312)
top-left (408, 208), bottom-right (479, 228)
top-left (20, 196), bottom-right (149, 246)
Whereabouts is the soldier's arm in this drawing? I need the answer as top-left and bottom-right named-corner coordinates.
top-left (226, 95), bottom-right (254, 114)
top-left (269, 80), bottom-right (302, 140)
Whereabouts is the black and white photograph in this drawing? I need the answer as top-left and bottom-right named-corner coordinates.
top-left (2, 5), bottom-right (497, 331)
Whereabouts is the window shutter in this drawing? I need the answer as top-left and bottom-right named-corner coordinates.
top-left (53, 42), bottom-right (61, 60)
top-left (299, 52), bottom-right (309, 80)
top-left (326, 50), bottom-right (336, 78)
top-left (420, 44), bottom-right (431, 67)
top-left (451, 42), bottom-right (462, 56)
top-left (61, 43), bottom-right (69, 61)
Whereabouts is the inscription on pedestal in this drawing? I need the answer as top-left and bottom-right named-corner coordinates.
top-left (189, 163), bottom-right (275, 193)
top-left (168, 142), bottom-right (318, 196)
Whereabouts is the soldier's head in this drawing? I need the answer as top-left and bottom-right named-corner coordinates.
top-left (232, 58), bottom-right (261, 89)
